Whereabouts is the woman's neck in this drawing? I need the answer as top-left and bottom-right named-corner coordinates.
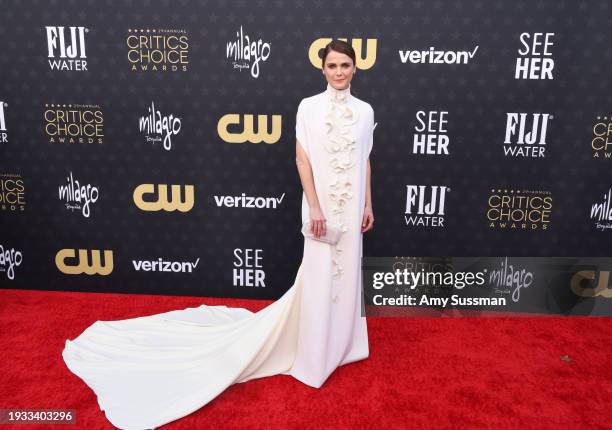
top-left (326, 82), bottom-right (351, 102)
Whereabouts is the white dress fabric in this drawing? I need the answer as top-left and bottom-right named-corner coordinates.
top-left (62, 83), bottom-right (374, 430)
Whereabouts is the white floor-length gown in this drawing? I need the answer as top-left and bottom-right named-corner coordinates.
top-left (62, 83), bottom-right (374, 430)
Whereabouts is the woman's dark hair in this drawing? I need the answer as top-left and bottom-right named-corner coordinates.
top-left (321, 39), bottom-right (356, 68)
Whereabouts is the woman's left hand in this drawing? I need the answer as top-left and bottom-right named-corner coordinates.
top-left (361, 205), bottom-right (374, 233)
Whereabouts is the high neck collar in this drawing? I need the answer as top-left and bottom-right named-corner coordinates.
top-left (326, 82), bottom-right (351, 103)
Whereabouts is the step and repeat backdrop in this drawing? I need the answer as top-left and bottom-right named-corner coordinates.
top-left (1, 1), bottom-right (611, 302)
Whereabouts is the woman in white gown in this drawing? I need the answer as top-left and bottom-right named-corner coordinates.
top-left (62, 39), bottom-right (375, 430)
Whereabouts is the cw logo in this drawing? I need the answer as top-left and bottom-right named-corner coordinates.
top-left (309, 38), bottom-right (377, 70)
top-left (217, 114), bottom-right (282, 144)
top-left (133, 184), bottom-right (195, 212)
top-left (55, 249), bottom-right (113, 275)
top-left (570, 270), bottom-right (612, 298)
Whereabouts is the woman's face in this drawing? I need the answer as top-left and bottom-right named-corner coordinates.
top-left (322, 50), bottom-right (355, 90)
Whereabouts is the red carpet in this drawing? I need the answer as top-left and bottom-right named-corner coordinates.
top-left (1, 288), bottom-right (611, 430)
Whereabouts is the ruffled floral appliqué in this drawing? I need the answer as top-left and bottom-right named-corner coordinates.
top-left (323, 86), bottom-right (358, 304)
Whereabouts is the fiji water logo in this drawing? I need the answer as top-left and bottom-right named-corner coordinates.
top-left (45, 26), bottom-right (88, 71)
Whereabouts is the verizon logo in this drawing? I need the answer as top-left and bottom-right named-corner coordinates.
top-left (214, 192), bottom-right (285, 209)
top-left (132, 258), bottom-right (200, 273)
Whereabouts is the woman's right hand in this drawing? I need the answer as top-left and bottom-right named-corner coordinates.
top-left (309, 205), bottom-right (326, 238)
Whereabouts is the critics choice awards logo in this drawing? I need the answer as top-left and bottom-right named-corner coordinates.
top-left (404, 185), bottom-right (449, 228)
top-left (592, 115), bottom-right (612, 159)
top-left (0, 173), bottom-right (25, 212)
top-left (44, 103), bottom-right (104, 144)
top-left (226, 26), bottom-right (271, 79)
top-left (514, 32), bottom-right (555, 80)
top-left (45, 26), bottom-right (88, 71)
top-left (503, 113), bottom-right (552, 158)
top-left (126, 28), bottom-right (189, 72)
top-left (487, 189), bottom-right (553, 230)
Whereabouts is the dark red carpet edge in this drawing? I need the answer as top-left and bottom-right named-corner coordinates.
top-left (1, 288), bottom-right (611, 430)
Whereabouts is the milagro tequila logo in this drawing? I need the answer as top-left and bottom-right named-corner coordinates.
top-left (0, 245), bottom-right (23, 280)
top-left (58, 171), bottom-right (99, 218)
top-left (138, 102), bottom-right (182, 150)
top-left (590, 188), bottom-right (612, 231)
top-left (503, 113), bottom-right (552, 158)
top-left (45, 26), bottom-right (88, 71)
top-left (226, 26), bottom-right (271, 78)
top-left (592, 115), bottom-right (612, 159)
top-left (487, 257), bottom-right (534, 303)
top-left (0, 101), bottom-right (7, 144)
top-left (404, 185), bottom-right (449, 227)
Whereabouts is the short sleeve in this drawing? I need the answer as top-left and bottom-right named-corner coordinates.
top-left (295, 100), bottom-right (308, 157)
top-left (367, 105), bottom-right (376, 156)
